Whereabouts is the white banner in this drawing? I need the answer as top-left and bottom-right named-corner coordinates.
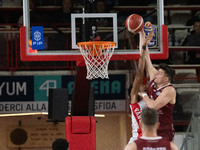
top-left (0, 100), bottom-right (126, 114)
top-left (95, 100), bottom-right (126, 112)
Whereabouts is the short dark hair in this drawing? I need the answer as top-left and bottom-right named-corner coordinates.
top-left (158, 63), bottom-right (175, 82)
top-left (193, 18), bottom-right (200, 24)
top-left (141, 108), bottom-right (158, 126)
top-left (52, 138), bottom-right (69, 150)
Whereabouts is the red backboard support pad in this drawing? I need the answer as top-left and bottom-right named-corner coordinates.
top-left (65, 116), bottom-right (96, 150)
top-left (20, 25), bottom-right (168, 62)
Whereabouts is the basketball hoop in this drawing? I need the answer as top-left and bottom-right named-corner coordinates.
top-left (77, 41), bottom-right (116, 80)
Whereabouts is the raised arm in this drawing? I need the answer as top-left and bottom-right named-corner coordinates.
top-left (130, 30), bottom-right (146, 104)
top-left (145, 31), bottom-right (157, 81)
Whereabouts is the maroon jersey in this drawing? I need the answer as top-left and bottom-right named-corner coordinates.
top-left (135, 136), bottom-right (171, 150)
top-left (147, 79), bottom-right (175, 141)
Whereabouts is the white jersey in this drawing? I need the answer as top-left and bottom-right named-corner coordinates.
top-left (129, 99), bottom-right (147, 143)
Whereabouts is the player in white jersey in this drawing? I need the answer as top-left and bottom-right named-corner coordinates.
top-left (128, 30), bottom-right (154, 143)
top-left (129, 99), bottom-right (146, 142)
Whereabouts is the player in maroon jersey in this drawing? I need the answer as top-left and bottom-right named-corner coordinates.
top-left (124, 108), bottom-right (178, 150)
top-left (138, 31), bottom-right (176, 141)
top-left (128, 29), bottom-right (154, 143)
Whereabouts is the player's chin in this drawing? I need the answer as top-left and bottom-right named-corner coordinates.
top-left (154, 79), bottom-right (159, 84)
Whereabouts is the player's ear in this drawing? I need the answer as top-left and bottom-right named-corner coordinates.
top-left (156, 122), bottom-right (160, 130)
top-left (164, 76), bottom-right (169, 82)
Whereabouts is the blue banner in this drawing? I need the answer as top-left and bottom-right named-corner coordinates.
top-left (0, 76), bottom-right (34, 101)
top-left (0, 74), bottom-right (126, 102)
top-left (144, 23), bottom-right (157, 48)
top-left (31, 26), bottom-right (44, 50)
top-left (62, 74), bottom-right (126, 100)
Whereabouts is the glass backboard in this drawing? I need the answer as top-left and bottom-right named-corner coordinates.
top-left (20, 0), bottom-right (168, 62)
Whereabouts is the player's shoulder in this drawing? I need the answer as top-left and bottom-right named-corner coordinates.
top-left (162, 86), bottom-right (176, 104)
top-left (124, 142), bottom-right (137, 150)
top-left (163, 85), bottom-right (176, 94)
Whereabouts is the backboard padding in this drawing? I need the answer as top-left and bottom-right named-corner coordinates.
top-left (20, 0), bottom-right (168, 62)
top-left (20, 25), bottom-right (168, 61)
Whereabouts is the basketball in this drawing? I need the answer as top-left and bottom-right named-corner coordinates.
top-left (125, 14), bottom-right (144, 33)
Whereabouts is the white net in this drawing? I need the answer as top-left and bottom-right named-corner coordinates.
top-left (78, 41), bottom-right (116, 80)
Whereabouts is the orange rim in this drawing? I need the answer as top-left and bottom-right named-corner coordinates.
top-left (77, 41), bottom-right (116, 50)
top-left (77, 41), bottom-right (116, 57)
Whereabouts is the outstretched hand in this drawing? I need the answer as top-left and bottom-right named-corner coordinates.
top-left (144, 30), bottom-right (154, 45)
